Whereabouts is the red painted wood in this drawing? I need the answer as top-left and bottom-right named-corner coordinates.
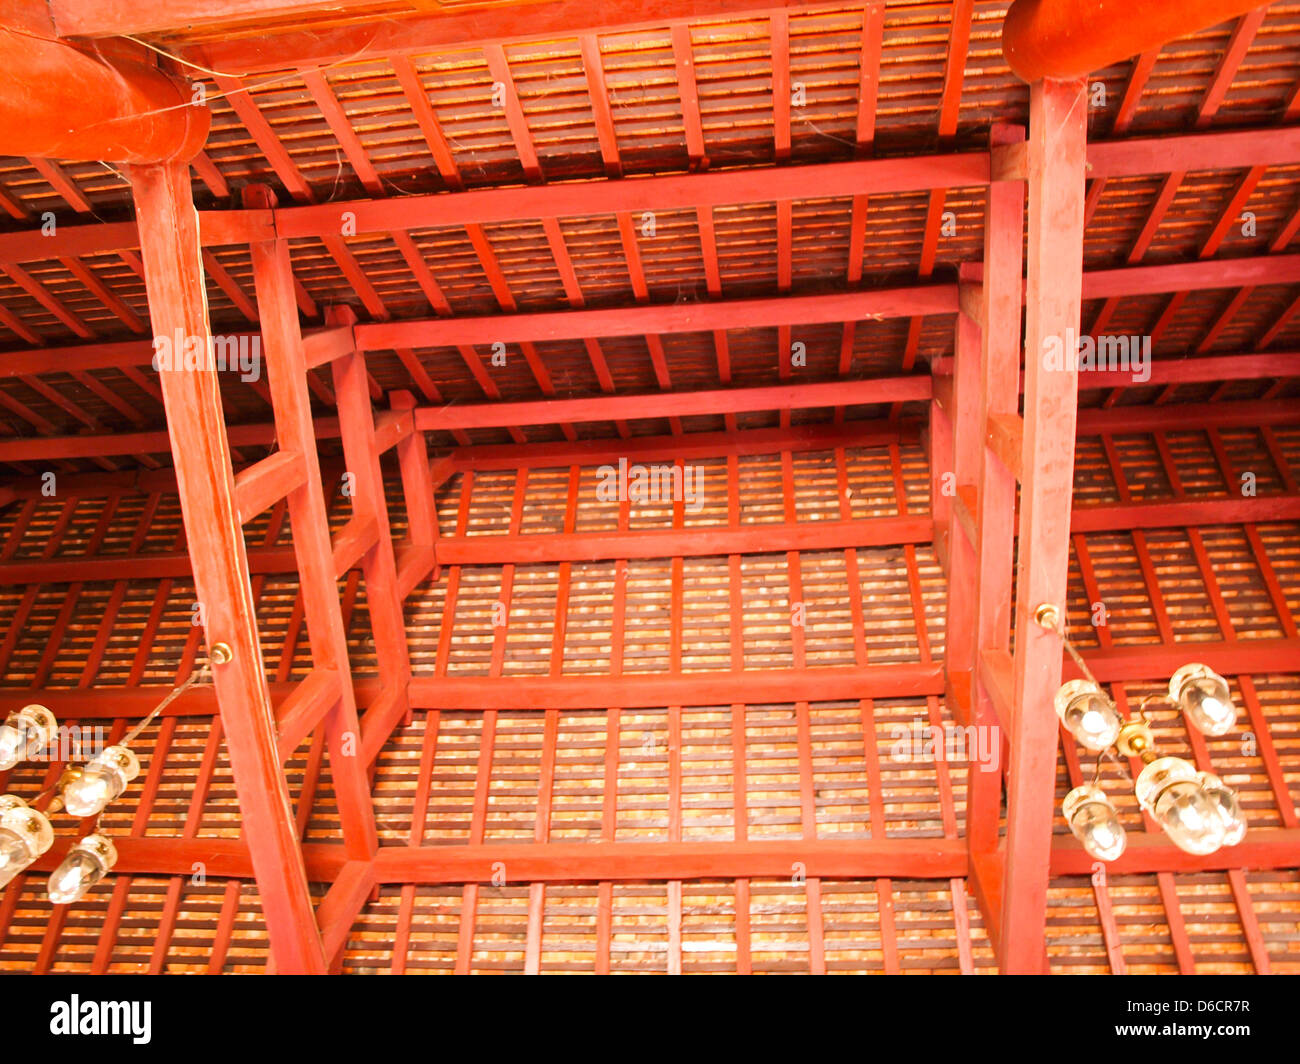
top-left (316, 861), bottom-right (376, 973)
top-left (402, 664), bottom-right (943, 709)
top-left (246, 186), bottom-right (379, 861)
top-left (1000, 78), bottom-right (1087, 975)
top-left (1050, 828), bottom-right (1300, 875)
top-left (125, 160), bottom-right (326, 975)
top-left (415, 375), bottom-right (931, 433)
top-left (362, 285), bottom-right (954, 353)
top-left (327, 304), bottom-right (415, 752)
top-left (232, 449), bottom-right (306, 525)
top-left (432, 515), bottom-right (932, 566)
top-left (1083, 252), bottom-right (1300, 300)
top-left (1003, 0), bottom-right (1271, 82)
top-left (372, 838), bottom-right (968, 884)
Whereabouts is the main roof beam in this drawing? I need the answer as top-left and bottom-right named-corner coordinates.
top-left (3, 123), bottom-right (1298, 271)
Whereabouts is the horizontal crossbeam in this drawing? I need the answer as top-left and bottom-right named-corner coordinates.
top-left (24, 829), bottom-right (1299, 883)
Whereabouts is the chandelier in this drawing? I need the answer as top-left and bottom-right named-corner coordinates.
top-left (0, 647), bottom-right (227, 902)
top-left (1035, 605), bottom-right (1246, 862)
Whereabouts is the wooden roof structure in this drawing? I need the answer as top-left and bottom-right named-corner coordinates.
top-left (0, 0), bottom-right (1296, 974)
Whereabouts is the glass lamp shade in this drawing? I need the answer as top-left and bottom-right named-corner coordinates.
top-left (0, 795), bottom-right (54, 889)
top-left (1053, 679), bottom-right (1122, 752)
top-left (47, 834), bottom-right (117, 905)
top-left (1135, 756), bottom-right (1226, 855)
top-left (60, 745), bottom-right (139, 818)
top-left (0, 705), bottom-right (57, 771)
top-left (1062, 784), bottom-right (1127, 861)
top-left (1169, 663), bottom-right (1237, 736)
top-left (1197, 771), bottom-right (1247, 847)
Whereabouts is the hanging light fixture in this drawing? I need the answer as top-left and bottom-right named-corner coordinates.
top-left (1061, 782), bottom-right (1127, 861)
top-left (0, 646), bottom-right (228, 905)
top-left (0, 705), bottom-right (58, 771)
top-left (0, 795), bottom-right (54, 888)
top-left (1053, 679), bottom-right (1122, 752)
top-left (59, 746), bottom-right (140, 819)
top-left (47, 834), bottom-right (118, 906)
top-left (1169, 663), bottom-right (1238, 736)
top-left (1197, 770), bottom-right (1247, 847)
top-left (1035, 605), bottom-right (1247, 861)
top-left (54, 649), bottom-right (223, 821)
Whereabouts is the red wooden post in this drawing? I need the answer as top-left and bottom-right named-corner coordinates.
top-left (1000, 78), bottom-right (1087, 973)
top-left (928, 374), bottom-right (954, 572)
top-left (243, 183), bottom-right (378, 860)
top-left (390, 389), bottom-right (441, 586)
top-left (968, 124), bottom-right (1026, 864)
top-left (328, 305), bottom-right (414, 747)
top-left (127, 161), bottom-right (326, 974)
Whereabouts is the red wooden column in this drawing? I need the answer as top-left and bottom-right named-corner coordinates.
top-left (1000, 78), bottom-right (1087, 973)
top-left (328, 306), bottom-right (414, 752)
top-left (127, 162), bottom-right (326, 974)
top-left (967, 125), bottom-right (1026, 889)
top-left (243, 184), bottom-right (378, 861)
top-left (390, 389), bottom-right (441, 592)
top-left (928, 370), bottom-right (954, 572)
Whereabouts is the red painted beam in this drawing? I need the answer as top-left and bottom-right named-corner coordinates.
top-left (246, 185), bottom-right (378, 859)
top-left (23, 829), bottom-right (1295, 886)
top-left (1050, 828), bottom-right (1300, 875)
top-left (436, 515), bottom-right (933, 566)
top-left (1075, 398), bottom-right (1300, 434)
top-left (128, 160), bottom-right (326, 974)
top-left (11, 486), bottom-right (1294, 584)
top-left (0, 153), bottom-right (988, 268)
top-left (184, 0), bottom-right (856, 73)
top-left (1000, 78), bottom-right (1088, 975)
top-left (932, 352), bottom-right (1300, 390)
top-left (448, 420), bottom-right (920, 470)
top-left (358, 286), bottom-right (956, 352)
top-left (1067, 637), bottom-right (1300, 682)
top-left (9, 639), bottom-right (1289, 722)
top-left (406, 665), bottom-right (944, 710)
top-left (0, 13), bottom-right (209, 164)
top-left (1004, 0), bottom-right (1269, 83)
top-left (1071, 493), bottom-right (1300, 532)
top-left (373, 838), bottom-right (967, 884)
top-left (0, 423), bottom-right (914, 499)
top-left (0, 419), bottom-right (340, 463)
top-left (414, 374), bottom-right (930, 432)
top-left (1082, 254), bottom-right (1300, 300)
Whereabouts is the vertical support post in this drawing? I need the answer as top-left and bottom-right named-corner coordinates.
top-left (928, 377), bottom-right (954, 572)
top-left (128, 162), bottom-right (325, 974)
top-left (944, 262), bottom-right (983, 692)
top-left (1000, 78), bottom-right (1087, 974)
top-left (970, 124), bottom-right (1026, 860)
top-left (328, 306), bottom-right (414, 744)
top-left (391, 389), bottom-right (441, 585)
top-left (243, 184), bottom-right (378, 861)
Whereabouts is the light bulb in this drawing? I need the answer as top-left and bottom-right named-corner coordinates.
top-left (1170, 664), bottom-right (1237, 736)
top-left (1062, 784), bottom-right (1127, 861)
top-left (1053, 679), bottom-right (1122, 752)
top-left (0, 795), bottom-right (54, 889)
top-left (1135, 756), bottom-right (1226, 855)
top-left (0, 705), bottom-right (57, 771)
top-left (1197, 771), bottom-right (1247, 846)
top-left (47, 834), bottom-right (117, 905)
top-left (60, 746), bottom-right (139, 818)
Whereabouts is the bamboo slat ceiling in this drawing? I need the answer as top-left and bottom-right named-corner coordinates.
top-left (0, 0), bottom-right (1297, 978)
top-left (0, 1), bottom-right (1298, 463)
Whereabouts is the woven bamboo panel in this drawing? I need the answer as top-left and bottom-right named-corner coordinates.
top-left (3, 1), bottom-right (1299, 459)
top-left (1, 423), bottom-right (1297, 972)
